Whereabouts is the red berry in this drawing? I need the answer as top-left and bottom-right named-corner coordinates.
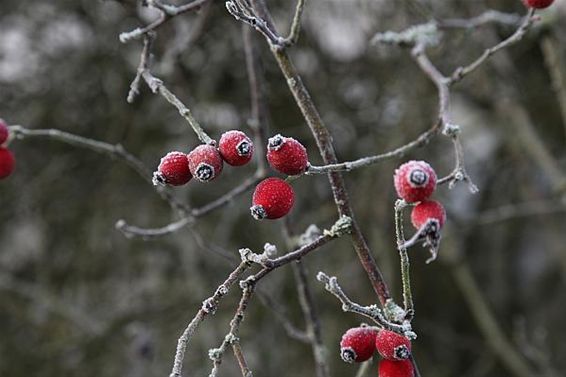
top-left (266, 134), bottom-right (308, 175)
top-left (218, 130), bottom-right (254, 166)
top-left (378, 359), bottom-right (414, 377)
top-left (0, 119), bottom-right (8, 145)
top-left (250, 177), bottom-right (295, 220)
top-left (375, 330), bottom-right (411, 361)
top-left (340, 327), bottom-right (378, 363)
top-left (411, 200), bottom-right (446, 230)
top-left (0, 147), bottom-right (15, 179)
top-left (523, 0), bottom-right (554, 9)
top-left (393, 160), bottom-right (437, 203)
top-left (187, 144), bottom-right (224, 182)
top-left (153, 151), bottom-right (191, 186)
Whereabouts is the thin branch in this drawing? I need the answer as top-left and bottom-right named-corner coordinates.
top-left (242, 24), bottom-right (269, 174)
top-left (448, 9), bottom-right (537, 85)
top-left (316, 272), bottom-right (412, 335)
top-left (394, 200), bottom-right (414, 322)
top-left (436, 124), bottom-right (479, 193)
top-left (8, 125), bottom-right (187, 212)
top-left (116, 171), bottom-right (264, 238)
top-left (437, 10), bottom-right (522, 30)
top-left (292, 261), bottom-right (330, 377)
top-left (168, 261), bottom-right (251, 377)
top-left (119, 0), bottom-right (211, 43)
top-left (208, 286), bottom-right (254, 377)
top-left (305, 122), bottom-right (441, 174)
top-left (283, 0), bottom-right (306, 46)
top-left (128, 34), bottom-right (215, 145)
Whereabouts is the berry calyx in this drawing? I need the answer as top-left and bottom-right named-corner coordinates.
top-left (340, 327), bottom-right (378, 363)
top-left (375, 330), bottom-right (412, 361)
top-left (250, 177), bottom-right (295, 220)
top-left (187, 144), bottom-right (224, 182)
top-left (393, 161), bottom-right (437, 203)
top-left (0, 147), bottom-right (15, 179)
top-left (0, 119), bottom-right (9, 145)
top-left (218, 130), bottom-right (254, 166)
top-left (266, 134), bottom-right (308, 175)
top-left (152, 151), bottom-right (192, 186)
top-left (411, 200), bottom-right (446, 230)
top-left (523, 0), bottom-right (554, 9)
top-left (378, 359), bottom-right (414, 377)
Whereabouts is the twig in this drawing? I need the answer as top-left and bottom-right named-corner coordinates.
top-left (242, 25), bottom-right (269, 174)
top-left (208, 286), bottom-right (254, 377)
top-left (437, 10), bottom-right (522, 30)
top-left (119, 0), bottom-right (211, 43)
top-left (305, 123), bottom-right (441, 174)
top-left (116, 172), bottom-right (263, 238)
top-left (316, 272), bottom-right (412, 335)
top-left (394, 200), bottom-right (414, 322)
top-left (292, 262), bottom-right (330, 377)
top-left (282, 0), bottom-right (306, 47)
top-left (448, 9), bottom-right (537, 85)
top-left (128, 34), bottom-right (215, 145)
top-left (168, 261), bottom-right (251, 377)
top-left (436, 124), bottom-right (479, 193)
top-left (8, 125), bottom-right (187, 212)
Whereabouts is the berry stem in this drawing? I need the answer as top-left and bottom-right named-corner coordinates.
top-left (395, 200), bottom-right (414, 322)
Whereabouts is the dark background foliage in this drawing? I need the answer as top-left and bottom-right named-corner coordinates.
top-left (1, 0), bottom-right (565, 376)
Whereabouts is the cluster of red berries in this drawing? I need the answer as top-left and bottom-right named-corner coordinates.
top-left (153, 130), bottom-right (254, 186)
top-left (394, 161), bottom-right (446, 259)
top-left (340, 327), bottom-right (414, 377)
top-left (523, 0), bottom-right (554, 9)
top-left (154, 131), bottom-right (309, 221)
top-left (0, 119), bottom-right (15, 180)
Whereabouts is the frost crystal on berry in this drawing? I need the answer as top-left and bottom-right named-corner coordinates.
top-left (237, 139), bottom-right (251, 156)
top-left (219, 130), bottom-right (254, 166)
top-left (195, 162), bottom-right (214, 181)
top-left (267, 134), bottom-right (285, 151)
top-left (250, 177), bottom-right (295, 220)
top-left (394, 160), bottom-right (437, 203)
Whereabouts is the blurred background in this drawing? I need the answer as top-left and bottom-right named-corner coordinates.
top-left (1, 0), bottom-right (565, 376)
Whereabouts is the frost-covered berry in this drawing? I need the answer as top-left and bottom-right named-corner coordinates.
top-left (187, 144), bottom-right (224, 182)
top-left (393, 160), bottom-right (437, 203)
top-left (340, 327), bottom-right (378, 363)
top-left (375, 330), bottom-right (412, 361)
top-left (523, 0), bottom-right (554, 9)
top-left (250, 177), bottom-right (295, 220)
top-left (152, 151), bottom-right (191, 186)
top-left (218, 130), bottom-right (254, 166)
top-left (266, 134), bottom-right (308, 175)
top-left (378, 359), bottom-right (414, 377)
top-left (0, 119), bottom-right (9, 145)
top-left (411, 200), bottom-right (446, 230)
top-left (0, 147), bottom-right (15, 179)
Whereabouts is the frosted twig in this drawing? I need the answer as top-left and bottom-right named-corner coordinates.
top-left (394, 200), bottom-right (414, 321)
top-left (168, 261), bottom-right (251, 377)
top-left (119, 0), bottom-right (211, 43)
top-left (437, 124), bottom-right (479, 193)
top-left (437, 10), bottom-right (522, 30)
top-left (8, 125), bottom-right (187, 212)
top-left (208, 286), bottom-right (254, 377)
top-left (448, 9), bottom-right (537, 84)
top-left (304, 123), bottom-right (441, 174)
top-left (316, 272), bottom-right (411, 334)
top-left (116, 172), bottom-right (263, 238)
top-left (128, 34), bottom-right (214, 145)
top-left (225, 0), bottom-right (286, 48)
top-left (282, 0), bottom-right (306, 47)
